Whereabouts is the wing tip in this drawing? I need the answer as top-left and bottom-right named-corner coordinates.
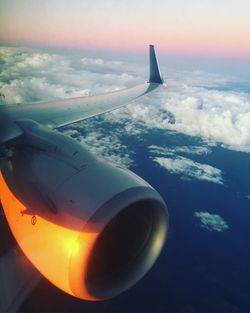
top-left (149, 45), bottom-right (164, 84)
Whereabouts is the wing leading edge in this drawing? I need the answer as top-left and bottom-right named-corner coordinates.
top-left (0, 45), bottom-right (164, 142)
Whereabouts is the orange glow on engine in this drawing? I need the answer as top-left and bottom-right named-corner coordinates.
top-left (0, 171), bottom-right (99, 300)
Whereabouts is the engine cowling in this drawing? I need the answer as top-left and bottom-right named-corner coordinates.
top-left (0, 120), bottom-right (168, 301)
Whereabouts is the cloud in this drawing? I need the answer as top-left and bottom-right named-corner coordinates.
top-left (80, 131), bottom-right (133, 168)
top-left (1, 45), bottom-right (250, 153)
top-left (149, 145), bottom-right (211, 156)
top-left (162, 88), bottom-right (250, 152)
top-left (107, 72), bottom-right (250, 153)
top-left (61, 119), bottom-right (133, 168)
top-left (0, 46), bottom-right (138, 105)
top-left (108, 84), bottom-right (250, 152)
top-left (194, 211), bottom-right (229, 232)
top-left (153, 156), bottom-right (223, 184)
top-left (0, 47), bottom-right (90, 103)
top-left (149, 144), bottom-right (222, 184)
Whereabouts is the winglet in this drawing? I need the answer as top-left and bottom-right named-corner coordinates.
top-left (149, 45), bottom-right (164, 84)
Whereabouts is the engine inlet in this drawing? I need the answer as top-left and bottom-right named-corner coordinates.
top-left (86, 199), bottom-right (167, 299)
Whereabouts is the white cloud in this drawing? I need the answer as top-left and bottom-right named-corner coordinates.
top-left (62, 120), bottom-right (133, 168)
top-left (194, 211), bottom-right (229, 232)
top-left (108, 76), bottom-right (250, 153)
top-left (0, 46), bottom-right (138, 105)
top-left (80, 131), bottom-right (133, 168)
top-left (153, 156), bottom-right (223, 184)
top-left (81, 57), bottom-right (122, 68)
top-left (149, 145), bottom-right (211, 156)
top-left (162, 87), bottom-right (250, 152)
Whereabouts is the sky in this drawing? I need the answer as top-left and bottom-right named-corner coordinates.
top-left (0, 0), bottom-right (250, 61)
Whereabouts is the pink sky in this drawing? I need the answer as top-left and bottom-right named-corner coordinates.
top-left (0, 0), bottom-right (250, 59)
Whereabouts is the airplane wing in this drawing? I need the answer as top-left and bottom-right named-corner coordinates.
top-left (0, 45), bottom-right (163, 145)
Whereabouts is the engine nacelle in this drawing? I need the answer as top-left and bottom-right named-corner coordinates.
top-left (0, 120), bottom-right (168, 301)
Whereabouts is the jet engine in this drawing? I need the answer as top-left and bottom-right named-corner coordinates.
top-left (0, 119), bottom-right (168, 301)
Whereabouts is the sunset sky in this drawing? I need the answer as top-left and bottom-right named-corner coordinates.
top-left (0, 0), bottom-right (250, 61)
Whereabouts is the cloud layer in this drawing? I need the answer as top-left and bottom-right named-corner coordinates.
top-left (149, 145), bottom-right (211, 157)
top-left (149, 144), bottom-right (222, 184)
top-left (62, 120), bottom-right (133, 168)
top-left (0, 46), bottom-right (139, 104)
top-left (194, 211), bottom-right (229, 232)
top-left (153, 156), bottom-right (223, 184)
top-left (1, 46), bottom-right (250, 153)
top-left (110, 83), bottom-right (250, 152)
